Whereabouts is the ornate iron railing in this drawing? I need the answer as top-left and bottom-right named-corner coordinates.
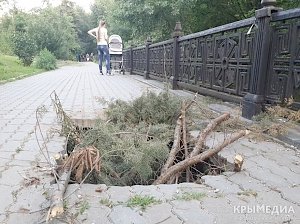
top-left (266, 9), bottom-right (300, 106)
top-left (123, 6), bottom-right (300, 118)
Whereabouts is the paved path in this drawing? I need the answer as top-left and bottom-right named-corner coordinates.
top-left (0, 62), bottom-right (299, 224)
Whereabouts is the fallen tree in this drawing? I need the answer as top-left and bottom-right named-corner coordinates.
top-left (154, 129), bottom-right (249, 184)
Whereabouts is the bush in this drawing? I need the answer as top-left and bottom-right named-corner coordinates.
top-left (11, 31), bottom-right (37, 66)
top-left (34, 48), bottom-right (57, 70)
top-left (106, 91), bottom-right (181, 125)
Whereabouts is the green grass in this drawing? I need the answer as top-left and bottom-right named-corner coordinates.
top-left (99, 198), bottom-right (114, 207)
top-left (237, 190), bottom-right (258, 197)
top-left (0, 54), bottom-right (44, 81)
top-left (126, 195), bottom-right (161, 210)
top-left (79, 200), bottom-right (90, 214)
top-left (175, 192), bottom-right (207, 201)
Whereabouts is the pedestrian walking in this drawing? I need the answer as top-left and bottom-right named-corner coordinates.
top-left (88, 20), bottom-right (111, 75)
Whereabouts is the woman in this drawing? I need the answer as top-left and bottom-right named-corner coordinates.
top-left (88, 20), bottom-right (111, 75)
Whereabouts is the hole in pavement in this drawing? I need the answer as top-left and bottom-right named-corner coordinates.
top-left (64, 121), bottom-right (234, 186)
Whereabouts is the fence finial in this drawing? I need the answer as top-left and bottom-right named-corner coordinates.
top-left (172, 22), bottom-right (183, 38)
top-left (261, 0), bottom-right (277, 7)
top-left (146, 36), bottom-right (152, 45)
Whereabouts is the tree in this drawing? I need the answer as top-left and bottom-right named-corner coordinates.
top-left (11, 12), bottom-right (37, 65)
top-left (27, 7), bottom-right (79, 60)
top-left (0, 14), bottom-right (13, 54)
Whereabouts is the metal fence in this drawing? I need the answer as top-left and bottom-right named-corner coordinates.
top-left (123, 4), bottom-right (300, 119)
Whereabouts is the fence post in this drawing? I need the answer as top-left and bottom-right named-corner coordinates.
top-left (242, 0), bottom-right (281, 119)
top-left (144, 36), bottom-right (152, 79)
top-left (171, 22), bottom-right (183, 90)
top-left (130, 44), bottom-right (134, 75)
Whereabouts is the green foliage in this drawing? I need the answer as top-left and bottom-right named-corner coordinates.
top-left (237, 190), bottom-right (258, 197)
top-left (0, 15), bottom-right (14, 55)
top-left (79, 200), bottom-right (90, 214)
top-left (99, 198), bottom-right (114, 207)
top-left (126, 195), bottom-right (161, 210)
top-left (175, 192), bottom-right (207, 201)
top-left (11, 31), bottom-right (37, 66)
top-left (94, 0), bottom-right (300, 45)
top-left (34, 48), bottom-right (57, 70)
top-left (74, 91), bottom-right (180, 186)
top-left (81, 121), bottom-right (171, 185)
top-left (27, 7), bottom-right (79, 60)
top-left (106, 91), bottom-right (181, 125)
top-left (0, 30), bottom-right (13, 55)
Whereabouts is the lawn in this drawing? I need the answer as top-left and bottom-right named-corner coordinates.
top-left (0, 54), bottom-right (44, 81)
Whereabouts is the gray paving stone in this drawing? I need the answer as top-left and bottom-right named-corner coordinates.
top-left (109, 205), bottom-right (147, 224)
top-left (8, 158), bottom-right (33, 167)
top-left (0, 185), bottom-right (15, 213)
top-left (246, 165), bottom-right (291, 188)
top-left (9, 185), bottom-right (49, 212)
top-left (0, 132), bottom-right (12, 141)
top-left (6, 213), bottom-right (43, 224)
top-left (0, 156), bottom-right (10, 167)
top-left (277, 186), bottom-right (300, 205)
top-left (208, 103), bottom-right (237, 115)
top-left (13, 150), bottom-right (38, 161)
top-left (247, 155), bottom-right (300, 185)
top-left (201, 196), bottom-right (248, 224)
top-left (0, 215), bottom-right (6, 223)
top-left (0, 166), bottom-right (26, 186)
top-left (74, 206), bottom-right (111, 224)
top-left (142, 203), bottom-right (182, 224)
top-left (65, 184), bottom-right (109, 209)
top-left (131, 185), bottom-right (164, 201)
top-left (10, 132), bottom-right (29, 141)
top-left (202, 175), bottom-right (242, 194)
top-left (107, 186), bottom-right (133, 203)
top-left (0, 141), bottom-right (23, 151)
top-left (0, 124), bottom-right (19, 133)
top-left (227, 172), bottom-right (269, 193)
top-left (172, 200), bottom-right (215, 224)
top-left (156, 184), bottom-right (180, 201)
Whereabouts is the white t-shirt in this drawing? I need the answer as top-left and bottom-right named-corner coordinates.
top-left (91, 27), bottom-right (108, 45)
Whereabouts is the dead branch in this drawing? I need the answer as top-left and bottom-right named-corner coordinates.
top-left (160, 110), bottom-right (183, 174)
top-left (185, 93), bottom-right (198, 111)
top-left (153, 130), bottom-right (249, 185)
top-left (63, 146), bottom-right (100, 182)
top-left (190, 113), bottom-right (230, 157)
top-left (47, 170), bottom-right (71, 221)
top-left (181, 101), bottom-right (190, 182)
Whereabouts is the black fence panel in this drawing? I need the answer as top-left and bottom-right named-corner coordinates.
top-left (148, 40), bottom-right (174, 81)
top-left (123, 7), bottom-right (300, 117)
top-left (266, 9), bottom-right (300, 108)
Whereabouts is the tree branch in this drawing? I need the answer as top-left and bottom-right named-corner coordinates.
top-left (154, 130), bottom-right (249, 185)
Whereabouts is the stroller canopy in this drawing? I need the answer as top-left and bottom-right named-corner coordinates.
top-left (109, 35), bottom-right (123, 55)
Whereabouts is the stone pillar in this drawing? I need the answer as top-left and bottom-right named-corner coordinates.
top-left (171, 22), bottom-right (183, 89)
top-left (144, 36), bottom-right (152, 79)
top-left (242, 0), bottom-right (281, 119)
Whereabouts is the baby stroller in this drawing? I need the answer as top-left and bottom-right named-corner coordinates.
top-left (109, 35), bottom-right (124, 74)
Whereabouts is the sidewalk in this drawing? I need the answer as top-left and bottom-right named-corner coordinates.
top-left (0, 62), bottom-right (299, 224)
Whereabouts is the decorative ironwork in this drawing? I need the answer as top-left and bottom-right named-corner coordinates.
top-left (266, 17), bottom-right (300, 105)
top-left (149, 41), bottom-right (173, 80)
top-left (132, 47), bottom-right (146, 75)
top-left (178, 29), bottom-right (255, 96)
top-left (123, 50), bottom-right (131, 71)
top-left (123, 7), bottom-right (300, 111)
